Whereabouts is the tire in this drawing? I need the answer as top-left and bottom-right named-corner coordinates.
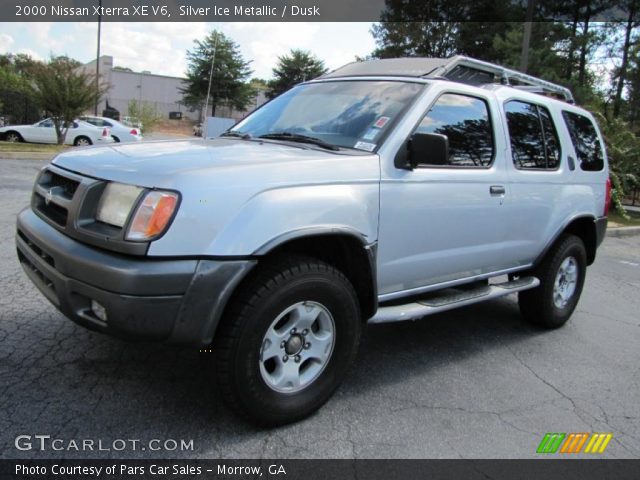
top-left (5, 131), bottom-right (23, 143)
top-left (518, 234), bottom-right (587, 329)
top-left (74, 136), bottom-right (92, 146)
top-left (112, 136), bottom-right (120, 143)
top-left (215, 255), bottom-right (361, 426)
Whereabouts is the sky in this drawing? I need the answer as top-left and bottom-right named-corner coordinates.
top-left (0, 22), bottom-right (376, 79)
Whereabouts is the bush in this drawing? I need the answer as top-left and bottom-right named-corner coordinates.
top-left (127, 100), bottom-right (161, 133)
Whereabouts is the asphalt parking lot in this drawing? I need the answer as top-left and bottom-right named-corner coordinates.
top-left (1, 158), bottom-right (639, 460)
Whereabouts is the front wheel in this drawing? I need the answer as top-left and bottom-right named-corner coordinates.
top-left (5, 132), bottom-right (23, 143)
top-left (215, 255), bottom-right (361, 426)
top-left (519, 234), bottom-right (587, 329)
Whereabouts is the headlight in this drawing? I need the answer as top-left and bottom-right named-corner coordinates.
top-left (96, 183), bottom-right (143, 227)
top-left (126, 190), bottom-right (179, 241)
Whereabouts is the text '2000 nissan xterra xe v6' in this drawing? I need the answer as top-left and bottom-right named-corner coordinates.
top-left (17, 57), bottom-right (610, 426)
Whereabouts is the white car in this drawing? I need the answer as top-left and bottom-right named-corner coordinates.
top-left (80, 116), bottom-right (143, 143)
top-left (0, 118), bottom-right (114, 146)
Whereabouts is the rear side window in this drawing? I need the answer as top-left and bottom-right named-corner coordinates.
top-left (561, 111), bottom-right (604, 171)
top-left (415, 93), bottom-right (494, 167)
top-left (505, 100), bottom-right (560, 170)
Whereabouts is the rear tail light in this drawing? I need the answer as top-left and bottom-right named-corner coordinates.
top-left (604, 177), bottom-right (612, 216)
top-left (130, 129), bottom-right (139, 135)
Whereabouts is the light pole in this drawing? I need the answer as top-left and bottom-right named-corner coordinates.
top-left (94, 0), bottom-right (102, 115)
top-left (203, 34), bottom-right (218, 138)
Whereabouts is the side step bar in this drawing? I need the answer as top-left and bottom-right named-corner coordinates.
top-left (369, 276), bottom-right (540, 324)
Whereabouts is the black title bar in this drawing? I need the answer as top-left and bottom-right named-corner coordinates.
top-left (0, 0), bottom-right (635, 22)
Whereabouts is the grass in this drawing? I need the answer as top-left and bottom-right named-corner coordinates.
top-left (0, 141), bottom-right (70, 153)
top-left (609, 208), bottom-right (640, 227)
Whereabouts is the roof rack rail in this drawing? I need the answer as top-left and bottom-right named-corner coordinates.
top-left (320, 56), bottom-right (574, 103)
top-left (432, 56), bottom-right (574, 103)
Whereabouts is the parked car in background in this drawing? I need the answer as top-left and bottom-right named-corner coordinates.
top-left (0, 118), bottom-right (114, 146)
top-left (120, 116), bottom-right (143, 132)
top-left (80, 116), bottom-right (143, 143)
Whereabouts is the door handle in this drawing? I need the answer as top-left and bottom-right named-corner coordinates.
top-left (490, 185), bottom-right (506, 195)
top-left (567, 156), bottom-right (576, 171)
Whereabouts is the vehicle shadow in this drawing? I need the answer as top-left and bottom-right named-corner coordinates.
top-left (3, 294), bottom-right (547, 458)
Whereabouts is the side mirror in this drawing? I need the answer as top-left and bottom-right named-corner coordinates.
top-left (395, 132), bottom-right (449, 169)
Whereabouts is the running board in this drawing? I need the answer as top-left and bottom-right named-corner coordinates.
top-left (369, 276), bottom-right (540, 324)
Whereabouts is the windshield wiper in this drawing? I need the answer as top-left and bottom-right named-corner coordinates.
top-left (258, 132), bottom-right (340, 151)
top-left (220, 130), bottom-right (252, 139)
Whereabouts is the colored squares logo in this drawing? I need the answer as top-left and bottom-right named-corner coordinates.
top-left (537, 433), bottom-right (612, 454)
top-left (584, 433), bottom-right (613, 454)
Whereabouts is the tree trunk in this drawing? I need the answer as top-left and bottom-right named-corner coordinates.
top-left (577, 4), bottom-right (592, 87)
top-left (613, 5), bottom-right (636, 118)
top-left (564, 6), bottom-right (580, 80)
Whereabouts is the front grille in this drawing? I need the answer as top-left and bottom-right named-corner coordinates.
top-left (29, 165), bottom-right (149, 256)
top-left (32, 167), bottom-right (82, 228)
top-left (40, 170), bottom-right (79, 199)
top-left (33, 194), bottom-right (68, 226)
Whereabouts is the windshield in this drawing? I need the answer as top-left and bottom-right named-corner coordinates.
top-left (232, 80), bottom-right (424, 151)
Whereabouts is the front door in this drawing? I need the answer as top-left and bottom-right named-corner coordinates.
top-left (377, 89), bottom-right (512, 298)
top-left (31, 119), bottom-right (57, 143)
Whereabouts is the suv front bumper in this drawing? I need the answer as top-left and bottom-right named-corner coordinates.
top-left (16, 208), bottom-right (255, 346)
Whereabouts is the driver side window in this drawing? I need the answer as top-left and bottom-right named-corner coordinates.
top-left (39, 120), bottom-right (54, 128)
top-left (415, 93), bottom-right (494, 167)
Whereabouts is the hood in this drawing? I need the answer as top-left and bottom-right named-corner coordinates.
top-left (52, 138), bottom-right (366, 189)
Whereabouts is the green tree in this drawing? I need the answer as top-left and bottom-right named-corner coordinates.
top-left (628, 45), bottom-right (640, 130)
top-left (370, 1), bottom-right (520, 60)
top-left (267, 49), bottom-right (327, 99)
top-left (0, 54), bottom-right (42, 123)
top-left (181, 30), bottom-right (254, 117)
top-left (32, 56), bottom-right (105, 144)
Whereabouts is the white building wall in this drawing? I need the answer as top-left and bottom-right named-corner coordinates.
top-left (82, 56), bottom-right (266, 123)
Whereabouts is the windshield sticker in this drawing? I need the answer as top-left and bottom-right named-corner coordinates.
top-left (374, 116), bottom-right (390, 128)
top-left (361, 128), bottom-right (379, 141)
top-left (354, 141), bottom-right (376, 152)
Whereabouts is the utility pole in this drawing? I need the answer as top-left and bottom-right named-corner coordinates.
top-left (94, 0), bottom-right (102, 115)
top-left (520, 0), bottom-right (536, 73)
top-left (203, 34), bottom-right (218, 139)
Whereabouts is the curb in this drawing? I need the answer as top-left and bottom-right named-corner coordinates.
top-left (607, 227), bottom-right (640, 238)
top-left (0, 152), bottom-right (57, 160)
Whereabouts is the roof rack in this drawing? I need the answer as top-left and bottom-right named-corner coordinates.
top-left (321, 55), bottom-right (574, 103)
top-left (431, 56), bottom-right (574, 103)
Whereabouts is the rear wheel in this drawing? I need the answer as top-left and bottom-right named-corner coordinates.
top-left (215, 255), bottom-right (361, 426)
top-left (5, 131), bottom-right (23, 143)
top-left (112, 135), bottom-right (120, 143)
top-left (74, 136), bottom-right (92, 146)
top-left (519, 234), bottom-right (587, 329)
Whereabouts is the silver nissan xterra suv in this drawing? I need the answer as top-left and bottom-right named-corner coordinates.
top-left (16, 57), bottom-right (610, 425)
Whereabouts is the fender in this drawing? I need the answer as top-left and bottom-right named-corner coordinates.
top-left (207, 183), bottom-right (379, 256)
top-left (534, 213), bottom-right (599, 266)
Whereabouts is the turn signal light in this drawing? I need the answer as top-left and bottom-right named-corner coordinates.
top-left (126, 191), bottom-right (179, 241)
